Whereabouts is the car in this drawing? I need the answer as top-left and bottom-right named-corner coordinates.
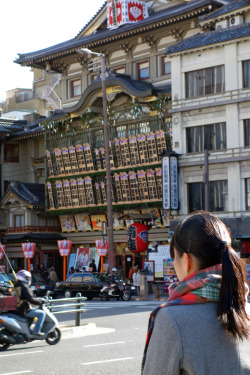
top-left (54, 272), bottom-right (107, 299)
top-left (0, 273), bottom-right (14, 296)
top-left (30, 273), bottom-right (55, 297)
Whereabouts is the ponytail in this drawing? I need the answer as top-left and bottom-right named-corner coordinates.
top-left (217, 242), bottom-right (250, 340)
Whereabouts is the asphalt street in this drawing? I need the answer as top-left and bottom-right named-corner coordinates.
top-left (0, 299), bottom-right (162, 375)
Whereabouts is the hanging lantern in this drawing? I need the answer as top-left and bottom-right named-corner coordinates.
top-left (127, 223), bottom-right (148, 253)
top-left (95, 240), bottom-right (109, 257)
top-left (22, 243), bottom-right (36, 259)
top-left (57, 240), bottom-right (72, 257)
top-left (0, 244), bottom-right (5, 260)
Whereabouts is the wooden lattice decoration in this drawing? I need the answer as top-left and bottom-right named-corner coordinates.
top-left (95, 182), bottom-right (102, 205)
top-left (100, 142), bottom-right (114, 169)
top-left (100, 181), bottom-right (107, 204)
top-left (155, 168), bottom-right (163, 199)
top-left (76, 144), bottom-right (86, 172)
top-left (46, 150), bottom-right (54, 177)
top-left (147, 169), bottom-right (158, 200)
top-left (147, 132), bottom-right (158, 163)
top-left (155, 130), bottom-right (167, 159)
top-left (129, 171), bottom-right (140, 201)
top-left (114, 138), bottom-right (123, 167)
top-left (84, 176), bottom-right (94, 205)
top-left (62, 148), bottom-right (72, 174)
top-left (137, 170), bottom-right (149, 200)
top-left (54, 148), bottom-right (65, 175)
top-left (94, 149), bottom-right (102, 170)
top-left (55, 180), bottom-right (65, 208)
top-left (77, 178), bottom-right (87, 206)
top-left (114, 173), bottom-right (123, 202)
top-left (129, 136), bottom-right (140, 166)
top-left (84, 144), bottom-right (94, 171)
top-left (47, 182), bottom-right (54, 209)
top-left (137, 134), bottom-right (149, 164)
top-left (69, 146), bottom-right (79, 174)
top-left (120, 172), bottom-right (131, 202)
top-left (63, 180), bottom-right (72, 207)
top-left (120, 138), bottom-right (131, 166)
top-left (70, 179), bottom-right (79, 207)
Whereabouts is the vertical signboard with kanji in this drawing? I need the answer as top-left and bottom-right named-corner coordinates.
top-left (162, 155), bottom-right (178, 211)
top-left (170, 156), bottom-right (178, 210)
top-left (162, 156), bottom-right (170, 210)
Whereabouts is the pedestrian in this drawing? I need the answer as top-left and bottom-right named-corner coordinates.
top-left (49, 267), bottom-right (58, 283)
top-left (128, 263), bottom-right (138, 283)
top-left (40, 263), bottom-right (49, 282)
top-left (132, 268), bottom-right (141, 296)
top-left (142, 211), bottom-right (250, 375)
top-left (89, 258), bottom-right (96, 272)
top-left (69, 266), bottom-right (74, 275)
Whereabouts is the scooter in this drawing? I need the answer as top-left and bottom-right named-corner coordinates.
top-left (99, 280), bottom-right (135, 301)
top-left (0, 301), bottom-right (61, 351)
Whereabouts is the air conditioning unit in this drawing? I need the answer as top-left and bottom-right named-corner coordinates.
top-left (215, 20), bottom-right (228, 30)
top-left (230, 15), bottom-right (243, 27)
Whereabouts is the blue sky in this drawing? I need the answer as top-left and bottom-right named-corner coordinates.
top-left (0, 0), bottom-right (105, 101)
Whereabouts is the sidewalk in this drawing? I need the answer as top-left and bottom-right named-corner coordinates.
top-left (59, 322), bottom-right (115, 339)
top-left (131, 293), bottom-right (168, 302)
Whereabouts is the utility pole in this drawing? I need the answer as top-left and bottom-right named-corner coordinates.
top-left (204, 149), bottom-right (209, 211)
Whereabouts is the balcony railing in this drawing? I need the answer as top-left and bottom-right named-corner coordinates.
top-left (7, 226), bottom-right (61, 233)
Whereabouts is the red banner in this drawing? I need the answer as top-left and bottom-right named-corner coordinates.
top-left (57, 240), bottom-right (72, 257)
top-left (0, 244), bottom-right (5, 260)
top-left (127, 223), bottom-right (148, 253)
top-left (22, 243), bottom-right (36, 259)
top-left (95, 240), bottom-right (109, 256)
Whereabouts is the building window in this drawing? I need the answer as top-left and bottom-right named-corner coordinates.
top-left (188, 180), bottom-right (228, 213)
top-left (4, 144), bottom-right (19, 162)
top-left (138, 61), bottom-right (149, 80)
top-left (115, 67), bottom-right (126, 74)
top-left (71, 79), bottom-right (81, 97)
top-left (244, 119), bottom-right (250, 146)
top-left (246, 179), bottom-right (250, 210)
top-left (187, 122), bottom-right (226, 153)
top-left (243, 60), bottom-right (250, 88)
top-left (14, 214), bottom-right (25, 227)
top-left (185, 65), bottom-right (225, 98)
top-left (162, 57), bottom-right (171, 77)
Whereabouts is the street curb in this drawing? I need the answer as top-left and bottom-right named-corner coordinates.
top-left (59, 323), bottom-right (115, 339)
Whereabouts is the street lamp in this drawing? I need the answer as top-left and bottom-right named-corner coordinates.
top-left (77, 48), bottom-right (115, 271)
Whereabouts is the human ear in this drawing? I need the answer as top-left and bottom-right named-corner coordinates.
top-left (183, 253), bottom-right (192, 274)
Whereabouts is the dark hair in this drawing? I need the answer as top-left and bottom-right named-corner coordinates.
top-left (170, 211), bottom-right (250, 340)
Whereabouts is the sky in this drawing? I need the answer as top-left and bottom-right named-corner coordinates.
top-left (0, 0), bottom-right (105, 101)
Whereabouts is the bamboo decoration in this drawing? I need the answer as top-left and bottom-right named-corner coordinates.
top-left (120, 137), bottom-right (131, 166)
top-left (84, 176), bottom-right (95, 205)
top-left (100, 142), bottom-right (114, 169)
top-left (69, 146), bottom-right (79, 174)
top-left (146, 132), bottom-right (158, 163)
top-left (100, 181), bottom-right (107, 204)
top-left (70, 179), bottom-right (79, 207)
top-left (146, 169), bottom-right (158, 200)
top-left (47, 182), bottom-right (54, 209)
top-left (63, 180), bottom-right (72, 207)
top-left (94, 149), bottom-right (102, 170)
top-left (129, 136), bottom-right (140, 166)
top-left (77, 178), bottom-right (87, 206)
top-left (75, 144), bottom-right (86, 172)
top-left (46, 150), bottom-right (54, 177)
top-left (155, 168), bottom-right (163, 199)
top-left (155, 130), bottom-right (167, 159)
top-left (54, 148), bottom-right (65, 175)
top-left (95, 182), bottom-right (102, 204)
top-left (129, 171), bottom-right (140, 201)
top-left (84, 144), bottom-right (94, 171)
top-left (114, 138), bottom-right (123, 167)
top-left (114, 173), bottom-right (123, 202)
top-left (55, 180), bottom-right (65, 208)
top-left (120, 172), bottom-right (131, 202)
top-left (137, 134), bottom-right (149, 164)
top-left (61, 148), bottom-right (72, 174)
top-left (137, 170), bottom-right (149, 200)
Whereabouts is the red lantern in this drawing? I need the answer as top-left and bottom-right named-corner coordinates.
top-left (127, 223), bottom-right (148, 253)
top-left (95, 240), bottom-right (109, 257)
top-left (22, 243), bottom-right (36, 259)
top-left (0, 244), bottom-right (5, 260)
top-left (57, 240), bottom-right (72, 257)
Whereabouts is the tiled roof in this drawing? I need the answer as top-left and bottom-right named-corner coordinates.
top-left (166, 22), bottom-right (250, 54)
top-left (10, 125), bottom-right (44, 139)
top-left (15, 0), bottom-right (224, 64)
top-left (200, 0), bottom-right (250, 21)
top-left (0, 119), bottom-right (25, 132)
top-left (75, 1), bottom-right (107, 38)
top-left (8, 182), bottom-right (45, 207)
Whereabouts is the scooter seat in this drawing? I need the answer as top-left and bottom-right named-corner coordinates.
top-left (7, 313), bottom-right (28, 323)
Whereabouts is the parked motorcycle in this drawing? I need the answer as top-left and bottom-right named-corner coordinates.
top-left (99, 280), bottom-right (135, 301)
top-left (0, 300), bottom-right (61, 351)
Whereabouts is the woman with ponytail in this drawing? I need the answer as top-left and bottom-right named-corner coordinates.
top-left (142, 211), bottom-right (250, 375)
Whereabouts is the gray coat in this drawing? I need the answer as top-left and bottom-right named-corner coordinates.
top-left (142, 302), bottom-right (250, 375)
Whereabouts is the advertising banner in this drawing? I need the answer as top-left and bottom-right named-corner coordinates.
top-left (57, 240), bottom-right (72, 257)
top-left (22, 243), bottom-right (36, 259)
top-left (0, 245), bottom-right (5, 260)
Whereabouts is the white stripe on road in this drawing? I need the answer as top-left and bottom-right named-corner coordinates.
top-left (82, 357), bottom-right (133, 365)
top-left (0, 371), bottom-right (32, 375)
top-left (0, 351), bottom-right (43, 358)
top-left (84, 341), bottom-right (125, 347)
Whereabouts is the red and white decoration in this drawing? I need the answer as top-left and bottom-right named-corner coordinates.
top-left (95, 240), bottom-right (109, 257)
top-left (0, 244), bottom-right (5, 260)
top-left (57, 240), bottom-right (72, 257)
top-left (127, 223), bottom-right (148, 253)
top-left (107, 0), bottom-right (148, 29)
top-left (22, 243), bottom-right (36, 259)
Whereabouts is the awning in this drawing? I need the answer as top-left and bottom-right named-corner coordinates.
top-left (4, 233), bottom-right (65, 242)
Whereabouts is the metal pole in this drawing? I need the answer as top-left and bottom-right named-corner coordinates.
top-left (204, 149), bottom-right (209, 211)
top-left (75, 292), bottom-right (81, 326)
top-left (101, 54), bottom-right (115, 271)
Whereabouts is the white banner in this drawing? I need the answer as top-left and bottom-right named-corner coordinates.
top-left (162, 156), bottom-right (170, 210)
